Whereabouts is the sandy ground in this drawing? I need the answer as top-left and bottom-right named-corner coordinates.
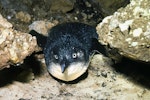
top-left (0, 54), bottom-right (149, 100)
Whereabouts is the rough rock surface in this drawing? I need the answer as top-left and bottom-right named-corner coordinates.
top-left (29, 20), bottom-right (58, 36)
top-left (96, 0), bottom-right (150, 63)
top-left (0, 14), bottom-right (37, 69)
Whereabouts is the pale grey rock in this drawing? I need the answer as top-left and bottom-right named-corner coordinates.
top-left (96, 0), bottom-right (150, 63)
top-left (0, 14), bottom-right (37, 69)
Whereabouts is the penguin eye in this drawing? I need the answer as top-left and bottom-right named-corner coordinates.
top-left (72, 53), bottom-right (77, 59)
top-left (54, 54), bottom-right (58, 60)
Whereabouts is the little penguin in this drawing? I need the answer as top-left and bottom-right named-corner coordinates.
top-left (30, 22), bottom-right (99, 81)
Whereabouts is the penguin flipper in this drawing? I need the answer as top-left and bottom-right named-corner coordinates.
top-left (29, 30), bottom-right (47, 49)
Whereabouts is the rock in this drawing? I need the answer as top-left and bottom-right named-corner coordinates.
top-left (15, 11), bottom-right (31, 23)
top-left (0, 14), bottom-right (37, 69)
top-left (96, 0), bottom-right (150, 63)
top-left (29, 20), bottom-right (58, 36)
top-left (0, 14), bottom-right (12, 28)
top-left (91, 0), bottom-right (130, 17)
top-left (0, 0), bottom-right (31, 11)
top-left (50, 0), bottom-right (75, 13)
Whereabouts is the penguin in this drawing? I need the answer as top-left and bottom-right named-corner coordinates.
top-left (30, 22), bottom-right (99, 81)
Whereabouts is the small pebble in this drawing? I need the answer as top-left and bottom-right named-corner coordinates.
top-left (102, 82), bottom-right (107, 87)
top-left (131, 42), bottom-right (138, 47)
top-left (101, 71), bottom-right (107, 78)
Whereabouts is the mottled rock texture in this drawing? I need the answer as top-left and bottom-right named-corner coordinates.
top-left (97, 0), bottom-right (150, 63)
top-left (0, 14), bottom-right (37, 69)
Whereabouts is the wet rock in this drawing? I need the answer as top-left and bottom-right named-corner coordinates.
top-left (96, 0), bottom-right (150, 63)
top-left (0, 0), bottom-right (31, 12)
top-left (50, 0), bottom-right (75, 13)
top-left (0, 14), bottom-right (37, 69)
top-left (15, 11), bottom-right (31, 23)
top-left (90, 0), bottom-right (130, 17)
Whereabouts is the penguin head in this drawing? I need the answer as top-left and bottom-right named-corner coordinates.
top-left (46, 45), bottom-right (89, 81)
top-left (43, 22), bottom-right (98, 82)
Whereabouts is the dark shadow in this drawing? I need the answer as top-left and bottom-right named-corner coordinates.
top-left (0, 65), bottom-right (23, 87)
top-left (0, 53), bottom-right (45, 87)
top-left (113, 57), bottom-right (150, 89)
top-left (75, 0), bottom-right (104, 25)
top-left (24, 52), bottom-right (45, 76)
top-left (91, 39), bottom-right (108, 57)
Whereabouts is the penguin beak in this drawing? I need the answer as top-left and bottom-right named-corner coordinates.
top-left (60, 61), bottom-right (68, 73)
top-left (61, 63), bottom-right (66, 73)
